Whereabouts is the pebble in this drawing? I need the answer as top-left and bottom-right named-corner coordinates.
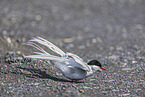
top-left (34, 83), bottom-right (40, 85)
top-left (86, 41), bottom-right (91, 47)
top-left (109, 55), bottom-right (119, 60)
top-left (63, 38), bottom-right (74, 43)
top-left (135, 24), bottom-right (143, 30)
top-left (83, 27), bottom-right (90, 32)
top-left (122, 93), bottom-right (130, 96)
top-left (96, 37), bottom-right (103, 43)
top-left (83, 86), bottom-right (90, 89)
top-left (22, 37), bottom-right (26, 42)
top-left (68, 44), bottom-right (74, 48)
top-left (51, 6), bottom-right (59, 13)
top-left (31, 21), bottom-right (37, 27)
top-left (10, 31), bottom-right (15, 36)
top-left (92, 38), bottom-right (97, 43)
top-left (122, 32), bottom-right (127, 38)
top-left (35, 15), bottom-right (42, 21)
top-left (109, 46), bottom-right (114, 51)
top-left (2, 30), bottom-right (8, 37)
top-left (122, 68), bottom-right (136, 71)
top-left (11, 17), bottom-right (17, 23)
top-left (130, 0), bottom-right (136, 4)
top-left (108, 80), bottom-right (115, 82)
top-left (78, 89), bottom-right (84, 93)
top-left (63, 14), bottom-right (71, 20)
top-left (112, 89), bottom-right (119, 92)
top-left (116, 46), bottom-right (123, 50)
top-left (102, 91), bottom-right (108, 93)
top-left (122, 28), bottom-right (127, 33)
top-left (132, 60), bottom-right (137, 64)
top-left (7, 37), bottom-right (11, 44)
top-left (78, 45), bottom-right (85, 49)
top-left (16, 51), bottom-right (21, 55)
top-left (121, 63), bottom-right (127, 67)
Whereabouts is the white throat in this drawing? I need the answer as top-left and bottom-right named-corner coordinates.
top-left (86, 65), bottom-right (101, 77)
top-left (91, 65), bottom-right (101, 71)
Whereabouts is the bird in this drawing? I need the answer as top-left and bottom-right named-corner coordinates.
top-left (24, 36), bottom-right (107, 80)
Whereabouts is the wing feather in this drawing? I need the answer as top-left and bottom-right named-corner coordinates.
top-left (66, 52), bottom-right (90, 71)
top-left (29, 36), bottom-right (65, 56)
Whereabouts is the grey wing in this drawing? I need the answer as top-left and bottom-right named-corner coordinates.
top-left (55, 62), bottom-right (87, 80)
top-left (66, 52), bottom-right (90, 71)
top-left (63, 66), bottom-right (87, 80)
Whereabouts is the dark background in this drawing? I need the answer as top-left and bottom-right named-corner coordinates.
top-left (0, 0), bottom-right (145, 97)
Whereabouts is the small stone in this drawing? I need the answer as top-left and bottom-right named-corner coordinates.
top-left (63, 14), bottom-right (71, 20)
top-left (7, 37), bottom-right (11, 44)
top-left (108, 80), bottom-right (115, 82)
top-left (78, 45), bottom-right (85, 49)
top-left (77, 36), bottom-right (83, 41)
top-left (83, 86), bottom-right (90, 89)
top-left (135, 24), bottom-right (143, 30)
top-left (3, 30), bottom-right (7, 35)
top-left (2, 30), bottom-right (8, 39)
top-left (34, 83), bottom-right (40, 85)
top-left (68, 44), bottom-right (74, 48)
top-left (16, 51), bottom-right (21, 55)
top-left (108, 0), bottom-right (115, 3)
top-left (51, 6), bottom-right (59, 13)
top-left (109, 46), bottom-right (114, 50)
top-left (92, 39), bottom-right (97, 43)
top-left (96, 37), bottom-right (103, 43)
top-left (130, 0), bottom-right (136, 4)
top-left (10, 31), bottom-right (15, 36)
top-left (63, 38), bottom-right (74, 43)
top-left (112, 89), bottom-right (119, 92)
top-left (121, 63), bottom-right (127, 67)
top-left (35, 15), bottom-right (42, 21)
top-left (109, 55), bottom-right (119, 60)
top-left (122, 32), bottom-right (127, 38)
top-left (132, 60), bottom-right (137, 64)
top-left (11, 17), bottom-right (17, 23)
top-left (31, 21), bottom-right (37, 27)
top-left (122, 68), bottom-right (135, 71)
top-left (22, 37), bottom-right (26, 42)
top-left (122, 28), bottom-right (127, 33)
top-left (78, 89), bottom-right (84, 93)
top-left (122, 93), bottom-right (130, 96)
top-left (86, 41), bottom-right (90, 47)
top-left (116, 46), bottom-right (123, 50)
top-left (122, 28), bottom-right (127, 38)
top-left (102, 91), bottom-right (108, 93)
top-left (39, 92), bottom-right (43, 96)
top-left (84, 27), bottom-right (90, 32)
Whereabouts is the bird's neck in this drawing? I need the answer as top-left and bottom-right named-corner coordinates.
top-left (86, 65), bottom-right (100, 77)
top-left (91, 65), bottom-right (100, 71)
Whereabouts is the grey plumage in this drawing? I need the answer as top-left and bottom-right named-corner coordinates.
top-left (24, 36), bottom-right (102, 80)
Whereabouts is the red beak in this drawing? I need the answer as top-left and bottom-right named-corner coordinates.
top-left (100, 67), bottom-right (108, 71)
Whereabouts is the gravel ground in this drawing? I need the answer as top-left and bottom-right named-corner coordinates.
top-left (0, 0), bottom-right (145, 97)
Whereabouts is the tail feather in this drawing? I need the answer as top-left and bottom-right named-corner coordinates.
top-left (24, 37), bottom-right (66, 62)
top-left (23, 42), bottom-right (50, 55)
top-left (29, 36), bottom-right (65, 56)
top-left (25, 54), bottom-right (66, 62)
top-left (33, 52), bottom-right (48, 55)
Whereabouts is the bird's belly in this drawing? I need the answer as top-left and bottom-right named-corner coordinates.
top-left (64, 67), bottom-right (86, 80)
top-left (55, 62), bottom-right (86, 80)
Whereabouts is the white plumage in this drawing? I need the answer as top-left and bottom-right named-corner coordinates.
top-left (25, 36), bottom-right (107, 80)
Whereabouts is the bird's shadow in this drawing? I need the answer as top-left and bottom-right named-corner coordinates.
top-left (13, 67), bottom-right (83, 83)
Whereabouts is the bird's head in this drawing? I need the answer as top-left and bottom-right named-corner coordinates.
top-left (87, 60), bottom-right (108, 71)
